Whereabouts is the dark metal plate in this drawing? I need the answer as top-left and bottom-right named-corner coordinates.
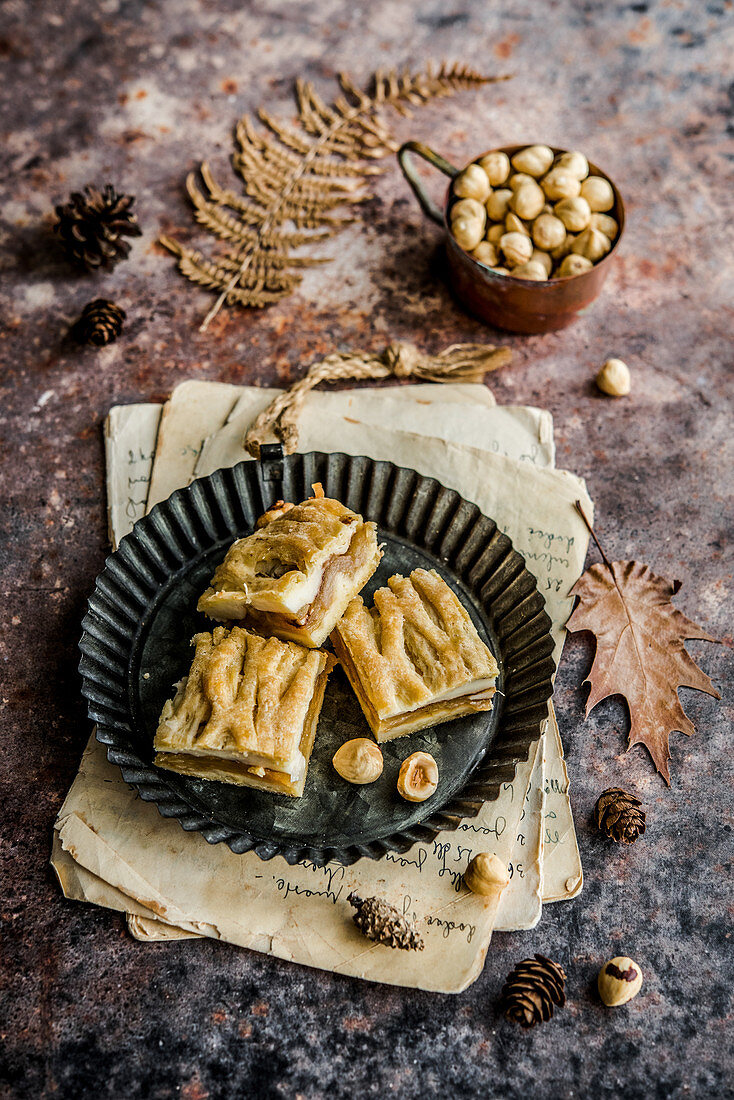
top-left (79, 452), bottom-right (555, 866)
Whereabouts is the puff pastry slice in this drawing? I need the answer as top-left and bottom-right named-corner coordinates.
top-left (331, 568), bottom-right (498, 741)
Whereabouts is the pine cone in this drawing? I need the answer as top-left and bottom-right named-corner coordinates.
top-left (72, 299), bottom-right (126, 346)
top-left (347, 892), bottom-right (424, 951)
top-left (594, 788), bottom-right (646, 844)
top-left (500, 953), bottom-right (567, 1029)
top-left (54, 184), bottom-right (141, 270)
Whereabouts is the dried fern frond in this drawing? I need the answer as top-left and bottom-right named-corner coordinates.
top-left (161, 62), bottom-right (510, 329)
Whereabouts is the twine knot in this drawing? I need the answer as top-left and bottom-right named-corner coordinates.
top-left (384, 341), bottom-right (422, 378)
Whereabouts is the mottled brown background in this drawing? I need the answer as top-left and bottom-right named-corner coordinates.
top-left (1, 1), bottom-right (732, 1098)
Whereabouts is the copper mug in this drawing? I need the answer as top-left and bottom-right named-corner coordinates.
top-left (397, 142), bottom-right (625, 334)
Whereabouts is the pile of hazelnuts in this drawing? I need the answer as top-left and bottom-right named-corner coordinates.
top-left (449, 145), bottom-right (618, 281)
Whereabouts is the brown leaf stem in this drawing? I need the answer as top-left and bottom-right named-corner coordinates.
top-left (574, 499), bottom-right (614, 575)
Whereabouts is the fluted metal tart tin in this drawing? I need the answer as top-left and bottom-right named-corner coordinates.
top-left (79, 451), bottom-right (555, 866)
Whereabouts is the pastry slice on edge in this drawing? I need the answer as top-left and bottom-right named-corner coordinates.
top-left (154, 625), bottom-right (335, 796)
top-left (197, 488), bottom-right (382, 648)
top-left (331, 567), bottom-right (498, 742)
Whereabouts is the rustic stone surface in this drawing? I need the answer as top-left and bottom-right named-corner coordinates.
top-left (1, 2), bottom-right (732, 1097)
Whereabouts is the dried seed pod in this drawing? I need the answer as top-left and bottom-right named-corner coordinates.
top-left (397, 752), bottom-right (438, 802)
top-left (256, 500), bottom-right (295, 527)
top-left (590, 212), bottom-right (619, 239)
top-left (486, 222), bottom-right (505, 245)
top-left (558, 253), bottom-right (593, 278)
top-left (348, 893), bottom-right (425, 951)
top-left (478, 150), bottom-right (510, 186)
top-left (504, 211), bottom-right (530, 236)
top-left (453, 163), bottom-right (492, 202)
top-left (555, 196), bottom-right (592, 232)
top-left (571, 226), bottom-right (612, 262)
top-left (541, 168), bottom-right (581, 201)
top-left (511, 260), bottom-right (548, 281)
top-left (530, 249), bottom-right (553, 276)
top-left (511, 144), bottom-right (554, 178)
top-left (55, 184), bottom-right (141, 270)
top-left (499, 231), bottom-right (533, 267)
top-left (485, 188), bottom-right (513, 222)
top-left (555, 150), bottom-right (589, 180)
top-left (531, 212), bottom-right (566, 251)
top-left (580, 175), bottom-right (615, 212)
top-left (508, 172), bottom-right (535, 192)
top-left (598, 957), bottom-right (643, 1006)
top-left (464, 852), bottom-right (510, 898)
top-left (332, 738), bottom-right (384, 784)
top-left (510, 180), bottom-right (545, 220)
top-left (594, 786), bottom-right (644, 835)
top-left (500, 954), bottom-right (567, 1029)
top-left (472, 240), bottom-right (499, 267)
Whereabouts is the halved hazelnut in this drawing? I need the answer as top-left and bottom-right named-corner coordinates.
top-left (397, 752), bottom-right (438, 802)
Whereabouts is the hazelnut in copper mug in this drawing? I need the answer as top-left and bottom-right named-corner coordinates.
top-left (397, 142), bottom-right (625, 334)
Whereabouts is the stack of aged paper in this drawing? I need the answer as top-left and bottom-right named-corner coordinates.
top-left (53, 380), bottom-right (592, 993)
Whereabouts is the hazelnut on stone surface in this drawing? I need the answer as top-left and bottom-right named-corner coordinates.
top-left (499, 231), bottom-right (533, 267)
top-left (598, 957), bottom-right (643, 1006)
top-left (596, 357), bottom-right (631, 396)
top-left (486, 188), bottom-right (513, 221)
top-left (580, 175), bottom-right (615, 211)
top-left (464, 852), bottom-right (510, 898)
top-left (510, 180), bottom-right (545, 220)
top-left (471, 241), bottom-right (498, 267)
top-left (332, 738), bottom-right (384, 784)
top-left (453, 163), bottom-right (491, 202)
top-left (532, 212), bottom-right (566, 251)
top-left (511, 260), bottom-right (548, 281)
top-left (511, 144), bottom-right (554, 177)
top-left (558, 253), bottom-right (593, 277)
top-left (571, 226), bottom-right (612, 262)
top-left (555, 196), bottom-right (592, 232)
top-left (397, 752), bottom-right (438, 802)
top-left (541, 168), bottom-right (581, 201)
top-left (555, 150), bottom-right (589, 180)
top-left (478, 150), bottom-right (511, 186)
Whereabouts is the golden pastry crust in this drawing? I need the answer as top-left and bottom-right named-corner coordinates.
top-left (197, 496), bottom-right (381, 648)
top-left (154, 625), bottom-right (334, 796)
top-left (331, 568), bottom-right (498, 742)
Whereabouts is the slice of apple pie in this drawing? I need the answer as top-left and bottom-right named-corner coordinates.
top-left (331, 567), bottom-right (498, 742)
top-left (197, 489), bottom-right (381, 648)
top-left (154, 625), bottom-right (335, 796)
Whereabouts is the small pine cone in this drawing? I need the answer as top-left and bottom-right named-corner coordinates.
top-left (72, 299), bottom-right (126, 346)
top-left (347, 892), bottom-right (424, 951)
top-left (54, 184), bottom-right (142, 270)
top-left (500, 953), bottom-right (566, 1029)
top-left (594, 788), bottom-right (646, 844)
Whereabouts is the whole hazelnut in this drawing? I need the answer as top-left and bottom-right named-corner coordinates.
top-left (555, 195), bottom-right (592, 232)
top-left (558, 253), bottom-right (593, 277)
top-left (571, 226), bottom-right (612, 262)
top-left (450, 198), bottom-right (486, 251)
top-left (332, 738), bottom-right (384, 784)
top-left (551, 234), bottom-right (576, 261)
top-left (490, 266), bottom-right (511, 275)
top-left (541, 168), bottom-right (581, 201)
top-left (511, 260), bottom-right (548, 281)
top-left (397, 752), bottom-right (439, 802)
top-left (485, 188), bottom-right (513, 221)
top-left (510, 180), bottom-right (546, 220)
top-left (555, 150), bottom-right (589, 180)
top-left (580, 175), bottom-right (615, 212)
top-left (590, 212), bottom-right (619, 239)
top-left (598, 957), bottom-right (643, 1007)
top-left (486, 222), bottom-right (505, 244)
top-left (471, 240), bottom-right (499, 267)
top-left (508, 172), bottom-right (535, 191)
top-left (451, 197), bottom-right (486, 223)
top-left (453, 163), bottom-right (492, 202)
top-left (464, 852), bottom-right (510, 899)
top-left (499, 231), bottom-right (533, 267)
top-left (505, 211), bottom-right (530, 236)
top-left (511, 144), bottom-right (554, 177)
top-left (596, 357), bottom-right (631, 397)
top-left (478, 150), bottom-right (511, 186)
top-left (532, 212), bottom-right (566, 251)
top-left (530, 249), bottom-right (553, 276)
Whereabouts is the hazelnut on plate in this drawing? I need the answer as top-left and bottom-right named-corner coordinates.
top-left (397, 752), bottom-right (438, 802)
top-left (332, 738), bottom-right (384, 784)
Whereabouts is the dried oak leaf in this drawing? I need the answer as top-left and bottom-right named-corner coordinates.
top-left (567, 561), bottom-right (720, 783)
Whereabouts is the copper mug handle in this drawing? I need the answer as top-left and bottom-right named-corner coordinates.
top-left (397, 141), bottom-right (459, 226)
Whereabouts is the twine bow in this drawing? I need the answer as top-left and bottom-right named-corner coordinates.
top-left (244, 340), bottom-right (512, 457)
